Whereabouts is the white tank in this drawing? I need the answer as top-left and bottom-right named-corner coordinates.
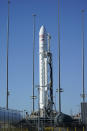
top-left (0, 108), bottom-right (23, 124)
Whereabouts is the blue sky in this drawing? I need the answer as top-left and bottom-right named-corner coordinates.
top-left (0, 0), bottom-right (87, 115)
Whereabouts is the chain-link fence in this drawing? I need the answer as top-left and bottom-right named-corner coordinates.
top-left (0, 108), bottom-right (87, 131)
top-left (44, 127), bottom-right (87, 131)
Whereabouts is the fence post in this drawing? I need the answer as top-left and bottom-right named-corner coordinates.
top-left (75, 127), bottom-right (76, 131)
top-left (59, 127), bottom-right (61, 131)
top-left (52, 127), bottom-right (53, 131)
top-left (83, 126), bottom-right (84, 131)
top-left (67, 127), bottom-right (69, 131)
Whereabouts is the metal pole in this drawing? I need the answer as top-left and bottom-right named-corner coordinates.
top-left (58, 0), bottom-right (61, 113)
top-left (32, 14), bottom-right (36, 112)
top-left (38, 88), bottom-right (40, 131)
top-left (82, 10), bottom-right (85, 102)
top-left (6, 0), bottom-right (10, 109)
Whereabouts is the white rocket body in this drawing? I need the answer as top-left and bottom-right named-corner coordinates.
top-left (39, 25), bottom-right (53, 117)
top-left (39, 26), bottom-right (48, 110)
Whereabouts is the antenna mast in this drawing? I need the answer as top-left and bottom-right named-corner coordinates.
top-left (82, 10), bottom-right (85, 102)
top-left (58, 0), bottom-right (61, 113)
top-left (6, 0), bottom-right (10, 109)
top-left (32, 14), bottom-right (36, 112)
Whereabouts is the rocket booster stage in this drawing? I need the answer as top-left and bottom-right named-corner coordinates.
top-left (39, 25), bottom-right (53, 117)
top-left (39, 26), bottom-right (47, 110)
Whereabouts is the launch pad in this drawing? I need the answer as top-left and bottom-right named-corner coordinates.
top-left (16, 113), bottom-right (85, 131)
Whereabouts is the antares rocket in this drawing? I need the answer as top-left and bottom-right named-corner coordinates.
top-left (39, 25), bottom-right (53, 117)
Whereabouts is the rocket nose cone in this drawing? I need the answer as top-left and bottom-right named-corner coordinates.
top-left (39, 25), bottom-right (46, 35)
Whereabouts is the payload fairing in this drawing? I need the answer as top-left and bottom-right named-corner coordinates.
top-left (39, 25), bottom-right (53, 117)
